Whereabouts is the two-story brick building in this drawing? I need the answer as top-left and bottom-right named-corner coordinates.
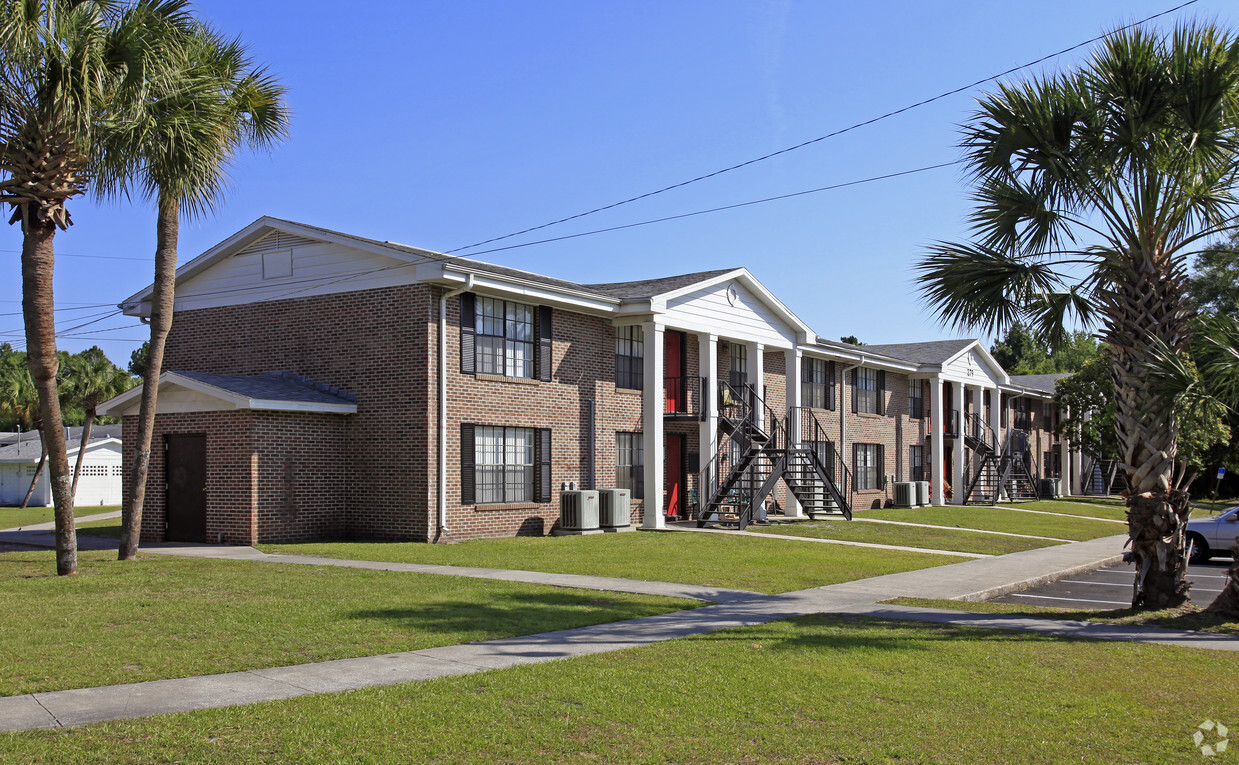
top-left (101, 217), bottom-right (1078, 545)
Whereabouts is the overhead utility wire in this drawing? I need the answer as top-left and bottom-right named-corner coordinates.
top-left (446, 0), bottom-right (1200, 255)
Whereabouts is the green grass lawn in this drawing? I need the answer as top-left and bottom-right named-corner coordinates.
top-left (0, 504), bottom-right (119, 530)
top-left (0, 549), bottom-right (689, 696)
top-left (1008, 498), bottom-right (1130, 521)
top-left (74, 517), bottom-right (121, 537)
top-left (861, 505), bottom-right (1124, 541)
top-left (3, 614), bottom-right (1234, 764)
top-left (748, 518), bottom-right (1061, 555)
top-left (260, 532), bottom-right (967, 594)
top-left (886, 597), bottom-right (1239, 636)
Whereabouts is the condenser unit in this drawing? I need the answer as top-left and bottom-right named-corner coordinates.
top-left (559, 490), bottom-right (600, 532)
top-left (892, 482), bottom-right (917, 509)
top-left (598, 488), bottom-right (632, 528)
top-left (914, 481), bottom-right (931, 507)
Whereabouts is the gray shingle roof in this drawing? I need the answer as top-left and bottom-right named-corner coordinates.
top-left (856, 339), bottom-right (977, 365)
top-left (172, 371), bottom-right (358, 404)
top-left (583, 269), bottom-right (739, 300)
top-left (1009, 373), bottom-right (1072, 394)
top-left (264, 218), bottom-right (740, 302)
top-left (0, 434), bottom-right (119, 462)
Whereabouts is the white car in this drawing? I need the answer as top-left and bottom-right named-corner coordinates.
top-left (1186, 506), bottom-right (1239, 564)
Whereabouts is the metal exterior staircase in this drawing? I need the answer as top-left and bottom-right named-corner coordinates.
top-left (963, 414), bottom-right (1041, 505)
top-left (697, 385), bottom-right (851, 529)
top-left (1082, 455), bottom-right (1120, 495)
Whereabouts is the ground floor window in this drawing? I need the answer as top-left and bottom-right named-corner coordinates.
top-left (909, 445), bottom-right (924, 482)
top-left (462, 425), bottom-right (551, 504)
top-left (854, 443), bottom-right (884, 491)
top-left (616, 432), bottom-right (644, 499)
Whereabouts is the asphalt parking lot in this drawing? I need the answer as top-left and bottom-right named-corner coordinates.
top-left (989, 558), bottom-right (1233, 610)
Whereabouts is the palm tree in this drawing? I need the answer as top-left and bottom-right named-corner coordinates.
top-left (59, 347), bottom-right (133, 496)
top-left (98, 22), bottom-right (288, 560)
top-left (0, 347), bottom-right (43, 507)
top-left (0, 0), bottom-right (187, 574)
top-left (915, 24), bottom-right (1239, 609)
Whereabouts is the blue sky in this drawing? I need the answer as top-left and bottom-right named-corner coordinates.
top-left (2, 0), bottom-right (1233, 367)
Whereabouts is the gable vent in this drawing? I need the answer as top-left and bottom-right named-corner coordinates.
top-left (238, 231), bottom-right (318, 256)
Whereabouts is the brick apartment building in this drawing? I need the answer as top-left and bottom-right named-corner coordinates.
top-left (101, 217), bottom-right (1077, 545)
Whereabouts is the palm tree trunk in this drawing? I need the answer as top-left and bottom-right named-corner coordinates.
top-left (119, 196), bottom-right (178, 560)
top-left (21, 436), bottom-right (46, 509)
top-left (71, 411), bottom-right (93, 498)
top-left (1103, 259), bottom-right (1192, 609)
top-left (22, 221), bottom-right (76, 575)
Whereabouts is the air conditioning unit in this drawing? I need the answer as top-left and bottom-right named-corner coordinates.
top-left (1039, 478), bottom-right (1061, 499)
top-left (598, 488), bottom-right (632, 528)
top-left (892, 481), bottom-right (917, 509)
top-left (559, 490), bottom-right (599, 532)
top-left (914, 481), bottom-right (931, 507)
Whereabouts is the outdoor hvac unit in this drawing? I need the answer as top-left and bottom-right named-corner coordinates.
top-left (914, 481), bottom-right (931, 507)
top-left (1038, 478), bottom-right (1059, 499)
top-left (892, 482), bottom-right (917, 509)
top-left (559, 490), bottom-right (600, 531)
top-left (598, 488), bottom-right (632, 528)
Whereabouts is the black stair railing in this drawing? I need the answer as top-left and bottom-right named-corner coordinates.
top-left (791, 406), bottom-right (852, 515)
top-left (663, 376), bottom-right (706, 420)
top-left (963, 412), bottom-right (997, 454)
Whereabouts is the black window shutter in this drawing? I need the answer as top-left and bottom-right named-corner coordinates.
top-left (877, 370), bottom-right (886, 416)
top-left (460, 293), bottom-right (476, 374)
top-left (878, 444), bottom-right (886, 488)
top-left (460, 423), bottom-right (476, 505)
top-left (537, 306), bottom-right (553, 382)
top-left (828, 361), bottom-right (836, 411)
top-left (851, 368), bottom-right (858, 414)
top-left (535, 428), bottom-right (552, 501)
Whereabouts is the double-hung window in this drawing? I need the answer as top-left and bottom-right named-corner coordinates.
top-left (461, 425), bottom-right (552, 505)
top-left (802, 358), bottom-right (834, 410)
top-left (854, 443), bottom-right (884, 491)
top-left (909, 445), bottom-right (924, 482)
top-left (616, 432), bottom-right (644, 498)
top-left (853, 368), bottom-right (884, 415)
top-left (908, 380), bottom-right (924, 419)
top-left (460, 294), bottom-right (552, 381)
top-left (615, 326), bottom-right (644, 390)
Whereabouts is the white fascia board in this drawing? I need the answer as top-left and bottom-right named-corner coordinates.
top-left (119, 218), bottom-right (444, 317)
top-left (440, 268), bottom-right (620, 316)
top-left (804, 346), bottom-right (918, 372)
top-left (247, 399), bottom-right (358, 414)
top-left (999, 384), bottom-right (1054, 399)
top-left (654, 268), bottom-right (815, 338)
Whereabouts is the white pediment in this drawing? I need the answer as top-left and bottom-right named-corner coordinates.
top-left (661, 279), bottom-right (799, 348)
top-left (940, 346), bottom-right (1005, 387)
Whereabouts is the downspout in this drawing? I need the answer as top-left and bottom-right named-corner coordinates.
top-left (437, 275), bottom-right (474, 542)
top-left (839, 357), bottom-right (866, 479)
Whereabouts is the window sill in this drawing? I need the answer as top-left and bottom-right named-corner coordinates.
top-left (474, 502), bottom-right (547, 511)
top-left (855, 412), bottom-right (884, 419)
top-left (615, 387), bottom-right (643, 396)
top-left (475, 373), bottom-right (539, 386)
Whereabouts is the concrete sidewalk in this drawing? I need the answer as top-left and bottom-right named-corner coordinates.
top-left (3, 531), bottom-right (1236, 733)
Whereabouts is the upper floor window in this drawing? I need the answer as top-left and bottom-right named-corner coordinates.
top-left (728, 343), bottom-right (748, 388)
top-left (460, 294), bottom-right (552, 381)
top-left (908, 380), bottom-right (924, 419)
top-left (853, 368), bottom-right (885, 415)
top-left (615, 326), bottom-right (644, 390)
top-left (802, 358), bottom-right (835, 410)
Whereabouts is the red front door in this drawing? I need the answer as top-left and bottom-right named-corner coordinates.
top-left (665, 434), bottom-right (684, 518)
top-left (664, 331), bottom-right (683, 413)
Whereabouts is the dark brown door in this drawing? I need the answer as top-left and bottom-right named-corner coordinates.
top-left (166, 434), bottom-right (207, 542)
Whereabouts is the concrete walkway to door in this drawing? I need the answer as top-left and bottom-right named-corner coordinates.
top-left (1, 529), bottom-right (1237, 732)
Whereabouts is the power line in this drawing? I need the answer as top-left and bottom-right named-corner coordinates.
top-left (0, 248), bottom-right (150, 262)
top-left (446, 0), bottom-right (1201, 255)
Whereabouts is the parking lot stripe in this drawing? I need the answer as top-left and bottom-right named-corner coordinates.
top-left (1009, 593), bottom-right (1130, 606)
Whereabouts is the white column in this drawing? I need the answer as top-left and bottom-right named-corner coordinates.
top-left (1073, 407), bottom-right (1089, 494)
top-left (952, 381), bottom-right (966, 505)
top-left (641, 321), bottom-right (665, 530)
top-left (988, 388), bottom-right (1003, 451)
top-left (699, 334), bottom-right (718, 514)
top-left (748, 341), bottom-right (764, 429)
top-left (930, 379), bottom-right (945, 506)
top-left (784, 348), bottom-right (803, 518)
top-left (1060, 403), bottom-right (1072, 496)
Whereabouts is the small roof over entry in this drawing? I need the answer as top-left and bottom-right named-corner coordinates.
top-left (99, 371), bottom-right (358, 417)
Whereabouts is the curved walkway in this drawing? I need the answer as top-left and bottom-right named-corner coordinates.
top-left (1, 531), bottom-right (1236, 733)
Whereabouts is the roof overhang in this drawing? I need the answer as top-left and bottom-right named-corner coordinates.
top-left (99, 372), bottom-right (358, 417)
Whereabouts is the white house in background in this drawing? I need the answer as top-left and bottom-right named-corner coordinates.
top-left (0, 437), bottom-right (124, 507)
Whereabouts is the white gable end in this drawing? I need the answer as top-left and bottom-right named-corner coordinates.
top-left (941, 347), bottom-right (1004, 387)
top-left (171, 233), bottom-right (423, 312)
top-left (662, 280), bottom-right (797, 348)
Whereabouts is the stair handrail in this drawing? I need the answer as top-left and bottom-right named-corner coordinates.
top-left (790, 406), bottom-right (853, 512)
top-left (964, 411), bottom-right (997, 453)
